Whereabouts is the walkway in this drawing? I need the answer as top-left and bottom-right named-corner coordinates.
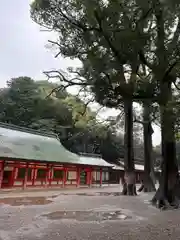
top-left (0, 186), bottom-right (179, 240)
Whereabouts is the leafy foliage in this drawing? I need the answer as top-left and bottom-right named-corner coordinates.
top-left (31, 0), bottom-right (180, 200)
top-left (30, 0), bottom-right (180, 109)
top-left (31, 0), bottom-right (154, 107)
top-left (0, 76), bottom-right (139, 163)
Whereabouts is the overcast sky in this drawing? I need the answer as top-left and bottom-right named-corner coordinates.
top-left (0, 0), bottom-right (161, 146)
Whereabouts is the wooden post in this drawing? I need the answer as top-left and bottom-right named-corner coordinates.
top-left (0, 161), bottom-right (4, 189)
top-left (48, 165), bottom-right (52, 187)
top-left (89, 169), bottom-right (92, 188)
top-left (11, 166), bottom-right (17, 187)
top-left (23, 163), bottom-right (29, 190)
top-left (63, 168), bottom-right (67, 188)
top-left (32, 167), bottom-right (37, 186)
top-left (32, 168), bottom-right (34, 186)
top-left (100, 168), bottom-right (102, 187)
top-left (45, 164), bottom-right (49, 188)
top-left (86, 169), bottom-right (89, 185)
top-left (76, 167), bottom-right (80, 188)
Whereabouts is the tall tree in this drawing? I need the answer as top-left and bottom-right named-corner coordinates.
top-left (135, 69), bottom-right (157, 192)
top-left (31, 0), bottom-right (180, 204)
top-left (31, 0), bottom-right (150, 196)
top-left (137, 103), bottom-right (156, 192)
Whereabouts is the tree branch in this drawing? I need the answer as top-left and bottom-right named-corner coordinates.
top-left (168, 17), bottom-right (180, 52)
top-left (173, 81), bottom-right (180, 91)
top-left (94, 10), bottom-right (127, 66)
top-left (138, 8), bottom-right (153, 25)
top-left (65, 106), bottom-right (108, 141)
top-left (75, 86), bottom-right (87, 98)
top-left (47, 40), bottom-right (62, 58)
top-left (45, 85), bottom-right (65, 99)
top-left (134, 7), bottom-right (155, 71)
top-left (133, 117), bottom-right (154, 134)
top-left (80, 98), bottom-right (95, 116)
top-left (43, 70), bottom-right (89, 87)
top-left (138, 50), bottom-right (156, 71)
top-left (162, 60), bottom-right (179, 82)
top-left (56, 6), bottom-right (100, 33)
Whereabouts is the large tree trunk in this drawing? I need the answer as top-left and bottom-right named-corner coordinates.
top-left (138, 102), bottom-right (156, 193)
top-left (152, 81), bottom-right (179, 209)
top-left (122, 99), bottom-right (137, 196)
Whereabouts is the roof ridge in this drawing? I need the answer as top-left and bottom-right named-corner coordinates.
top-left (0, 122), bottom-right (58, 139)
top-left (79, 152), bottom-right (102, 158)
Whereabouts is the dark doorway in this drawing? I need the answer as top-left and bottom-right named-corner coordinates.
top-left (2, 170), bottom-right (13, 188)
top-left (80, 170), bottom-right (87, 185)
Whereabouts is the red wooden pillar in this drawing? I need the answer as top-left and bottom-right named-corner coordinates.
top-left (48, 165), bottom-right (52, 187)
top-left (0, 161), bottom-right (4, 188)
top-left (76, 167), bottom-right (80, 187)
top-left (86, 170), bottom-right (89, 185)
top-left (23, 163), bottom-right (29, 189)
top-left (63, 168), bottom-right (67, 188)
top-left (45, 164), bottom-right (49, 187)
top-left (100, 168), bottom-right (102, 187)
top-left (31, 168), bottom-right (34, 186)
top-left (86, 169), bottom-right (89, 185)
top-left (11, 166), bottom-right (17, 187)
top-left (32, 167), bottom-right (37, 186)
top-left (89, 169), bottom-right (92, 188)
top-left (86, 168), bottom-right (91, 187)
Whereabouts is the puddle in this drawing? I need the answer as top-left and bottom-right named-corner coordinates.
top-left (60, 192), bottom-right (123, 197)
top-left (0, 197), bottom-right (52, 206)
top-left (76, 193), bottom-right (95, 196)
top-left (51, 195), bottom-right (59, 199)
top-left (96, 192), bottom-right (122, 196)
top-left (61, 193), bottom-right (94, 196)
top-left (42, 210), bottom-right (132, 222)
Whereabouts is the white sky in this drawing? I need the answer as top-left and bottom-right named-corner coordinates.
top-left (0, 0), bottom-right (161, 146)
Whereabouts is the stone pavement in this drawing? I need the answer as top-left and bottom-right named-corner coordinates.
top-left (0, 186), bottom-right (180, 240)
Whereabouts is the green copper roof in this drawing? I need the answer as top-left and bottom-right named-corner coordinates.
top-left (0, 123), bottom-right (112, 167)
top-left (79, 155), bottom-right (113, 167)
top-left (0, 124), bottom-right (79, 164)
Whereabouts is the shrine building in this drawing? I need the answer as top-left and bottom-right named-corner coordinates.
top-left (0, 123), bottom-right (112, 189)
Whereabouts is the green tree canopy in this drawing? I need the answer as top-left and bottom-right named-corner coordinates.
top-left (0, 76), bottom-right (135, 163)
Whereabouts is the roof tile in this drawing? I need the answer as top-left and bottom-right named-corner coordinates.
top-left (0, 124), bottom-right (111, 167)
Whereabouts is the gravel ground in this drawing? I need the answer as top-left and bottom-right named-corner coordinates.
top-left (0, 185), bottom-right (180, 240)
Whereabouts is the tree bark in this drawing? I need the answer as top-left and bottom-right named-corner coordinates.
top-left (138, 102), bottom-right (156, 192)
top-left (122, 99), bottom-right (137, 196)
top-left (152, 81), bottom-right (179, 209)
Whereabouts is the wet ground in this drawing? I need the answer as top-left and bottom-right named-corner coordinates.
top-left (42, 210), bottom-right (132, 221)
top-left (0, 185), bottom-right (180, 240)
top-left (0, 196), bottom-right (53, 206)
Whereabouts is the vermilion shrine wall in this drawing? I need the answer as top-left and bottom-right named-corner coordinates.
top-left (0, 160), bottom-right (107, 189)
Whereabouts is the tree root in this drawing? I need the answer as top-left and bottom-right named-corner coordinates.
top-left (151, 185), bottom-right (180, 210)
top-left (138, 182), bottom-right (156, 193)
top-left (144, 184), bottom-right (156, 193)
top-left (138, 184), bottom-right (144, 192)
top-left (138, 175), bottom-right (156, 193)
top-left (122, 183), bottom-right (127, 195)
top-left (122, 183), bottom-right (137, 196)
